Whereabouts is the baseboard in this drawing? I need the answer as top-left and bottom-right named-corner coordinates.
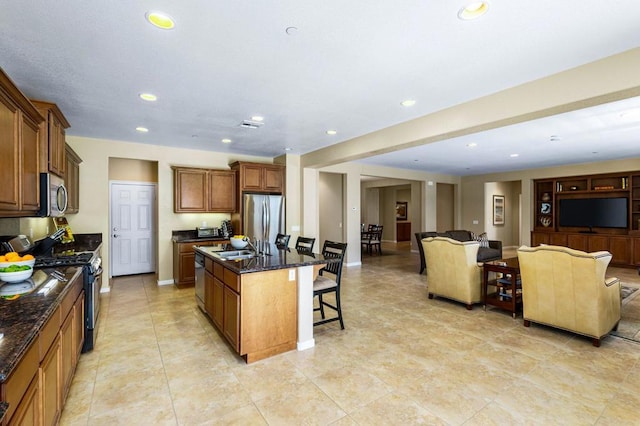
top-left (345, 261), bottom-right (362, 267)
top-left (157, 279), bottom-right (174, 286)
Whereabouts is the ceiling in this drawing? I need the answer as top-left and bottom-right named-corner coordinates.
top-left (1, 1), bottom-right (639, 176)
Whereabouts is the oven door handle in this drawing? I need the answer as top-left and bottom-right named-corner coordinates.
top-left (93, 266), bottom-right (103, 277)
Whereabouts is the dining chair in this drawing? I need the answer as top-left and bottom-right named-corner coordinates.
top-left (314, 240), bottom-right (348, 329)
top-left (275, 233), bottom-right (291, 248)
top-left (361, 225), bottom-right (383, 255)
top-left (295, 236), bottom-right (316, 254)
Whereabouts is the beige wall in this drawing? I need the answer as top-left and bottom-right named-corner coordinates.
top-left (109, 158), bottom-right (158, 182)
top-left (319, 172), bottom-right (344, 245)
top-left (436, 183), bottom-right (454, 232)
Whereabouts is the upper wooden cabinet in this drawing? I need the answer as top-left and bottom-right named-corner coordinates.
top-left (172, 166), bottom-right (236, 213)
top-left (230, 161), bottom-right (284, 193)
top-left (65, 144), bottom-right (82, 214)
top-left (0, 67), bottom-right (44, 217)
top-left (31, 99), bottom-right (70, 178)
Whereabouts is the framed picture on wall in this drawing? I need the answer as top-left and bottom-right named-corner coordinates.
top-left (493, 195), bottom-right (505, 225)
top-left (396, 202), bottom-right (407, 221)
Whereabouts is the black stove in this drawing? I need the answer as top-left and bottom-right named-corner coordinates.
top-left (34, 252), bottom-right (94, 268)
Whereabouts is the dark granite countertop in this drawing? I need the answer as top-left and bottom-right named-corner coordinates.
top-left (52, 233), bottom-right (103, 255)
top-left (0, 266), bottom-right (83, 383)
top-left (0, 401), bottom-right (7, 423)
top-left (172, 230), bottom-right (229, 244)
top-left (195, 243), bottom-right (337, 274)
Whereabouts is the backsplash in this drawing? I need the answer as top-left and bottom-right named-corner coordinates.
top-left (0, 217), bottom-right (51, 240)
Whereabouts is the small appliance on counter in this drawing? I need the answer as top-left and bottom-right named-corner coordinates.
top-left (0, 228), bottom-right (67, 257)
top-left (196, 227), bottom-right (220, 238)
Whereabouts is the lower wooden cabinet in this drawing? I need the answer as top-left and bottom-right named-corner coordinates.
top-left (173, 240), bottom-right (228, 287)
top-left (201, 255), bottom-right (297, 363)
top-left (1, 276), bottom-right (84, 425)
top-left (40, 335), bottom-right (60, 426)
top-left (531, 231), bottom-right (638, 267)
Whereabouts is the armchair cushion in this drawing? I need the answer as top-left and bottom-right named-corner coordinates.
top-left (517, 245), bottom-right (621, 345)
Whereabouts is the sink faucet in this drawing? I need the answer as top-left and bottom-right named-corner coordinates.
top-left (243, 237), bottom-right (260, 254)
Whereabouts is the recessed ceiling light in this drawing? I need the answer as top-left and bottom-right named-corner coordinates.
top-left (510, 153), bottom-right (519, 158)
top-left (136, 127), bottom-right (149, 133)
top-left (466, 143), bottom-right (477, 148)
top-left (146, 11), bottom-right (175, 30)
top-left (251, 116), bottom-right (264, 122)
top-left (221, 138), bottom-right (232, 144)
top-left (401, 99), bottom-right (416, 107)
top-left (458, 1), bottom-right (489, 20)
top-left (549, 135), bottom-right (561, 142)
top-left (326, 130), bottom-right (337, 135)
top-left (139, 93), bottom-right (157, 102)
top-left (284, 147), bottom-right (292, 151)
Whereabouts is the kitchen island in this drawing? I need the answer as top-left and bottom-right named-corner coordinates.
top-left (195, 243), bottom-right (336, 363)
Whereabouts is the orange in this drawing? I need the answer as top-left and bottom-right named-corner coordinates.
top-left (0, 256), bottom-right (5, 262)
top-left (22, 254), bottom-right (34, 260)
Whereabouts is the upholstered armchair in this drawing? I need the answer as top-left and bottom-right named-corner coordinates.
top-left (422, 237), bottom-right (483, 309)
top-left (517, 245), bottom-right (621, 347)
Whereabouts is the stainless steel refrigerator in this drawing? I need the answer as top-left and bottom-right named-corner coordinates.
top-left (243, 194), bottom-right (285, 244)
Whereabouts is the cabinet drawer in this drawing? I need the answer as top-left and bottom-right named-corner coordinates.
top-left (3, 338), bottom-right (39, 423)
top-left (213, 262), bottom-right (224, 280)
top-left (178, 243), bottom-right (197, 253)
top-left (205, 256), bottom-right (214, 274)
top-left (39, 306), bottom-right (61, 361)
top-left (223, 268), bottom-right (240, 292)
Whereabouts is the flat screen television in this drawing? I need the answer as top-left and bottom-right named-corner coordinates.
top-left (559, 197), bottom-right (628, 229)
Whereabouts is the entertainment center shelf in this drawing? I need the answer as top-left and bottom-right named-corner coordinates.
top-left (532, 170), bottom-right (640, 268)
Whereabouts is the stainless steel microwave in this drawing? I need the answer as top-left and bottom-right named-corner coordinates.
top-left (38, 173), bottom-right (68, 217)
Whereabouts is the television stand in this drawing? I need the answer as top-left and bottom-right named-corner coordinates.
top-left (579, 230), bottom-right (597, 234)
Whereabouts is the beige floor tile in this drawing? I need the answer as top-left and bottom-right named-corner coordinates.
top-left (62, 242), bottom-right (640, 425)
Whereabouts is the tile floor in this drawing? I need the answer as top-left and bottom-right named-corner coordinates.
top-left (60, 243), bottom-right (640, 425)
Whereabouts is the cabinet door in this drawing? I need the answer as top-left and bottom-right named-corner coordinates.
top-left (10, 374), bottom-right (40, 426)
top-left (65, 144), bottom-right (81, 214)
top-left (633, 238), bottom-right (640, 267)
top-left (609, 236), bottom-right (631, 265)
top-left (60, 311), bottom-right (74, 402)
top-left (588, 235), bottom-right (608, 253)
top-left (208, 170), bottom-right (236, 212)
top-left (21, 114), bottom-right (40, 212)
top-left (40, 335), bottom-right (61, 426)
top-left (567, 234), bottom-right (588, 251)
top-left (49, 114), bottom-right (65, 177)
top-left (174, 168), bottom-right (208, 212)
top-left (223, 286), bottom-right (240, 352)
top-left (263, 165), bottom-right (283, 192)
top-left (531, 232), bottom-right (549, 247)
top-left (549, 233), bottom-right (567, 246)
top-left (212, 278), bottom-right (224, 329)
top-left (179, 252), bottom-right (196, 285)
top-left (0, 92), bottom-right (20, 211)
top-left (204, 270), bottom-right (214, 315)
top-left (241, 164), bottom-right (264, 191)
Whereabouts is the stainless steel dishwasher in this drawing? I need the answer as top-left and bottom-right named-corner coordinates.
top-left (194, 250), bottom-right (205, 311)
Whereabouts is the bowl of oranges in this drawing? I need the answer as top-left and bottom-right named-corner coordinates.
top-left (0, 252), bottom-right (35, 283)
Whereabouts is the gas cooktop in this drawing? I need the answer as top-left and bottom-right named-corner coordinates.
top-left (34, 252), bottom-right (94, 268)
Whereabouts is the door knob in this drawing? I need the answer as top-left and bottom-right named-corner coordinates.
top-left (113, 234), bottom-right (119, 238)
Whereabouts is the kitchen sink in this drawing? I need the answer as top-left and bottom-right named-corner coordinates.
top-left (212, 250), bottom-right (256, 261)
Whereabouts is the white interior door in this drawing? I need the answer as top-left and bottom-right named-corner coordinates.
top-left (110, 182), bottom-right (156, 277)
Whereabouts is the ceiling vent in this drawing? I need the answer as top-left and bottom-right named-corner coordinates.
top-left (239, 120), bottom-right (263, 129)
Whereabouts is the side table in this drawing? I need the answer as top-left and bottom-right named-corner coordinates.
top-left (482, 257), bottom-right (522, 318)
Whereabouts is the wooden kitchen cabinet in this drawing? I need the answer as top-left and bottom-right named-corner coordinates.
top-left (230, 161), bottom-right (284, 193)
top-left (40, 335), bottom-right (61, 426)
top-left (173, 240), bottom-right (226, 287)
top-left (64, 144), bottom-right (82, 214)
top-left (172, 167), bottom-right (236, 213)
top-left (223, 285), bottom-right (240, 351)
top-left (0, 68), bottom-right (44, 217)
top-left (31, 100), bottom-right (70, 177)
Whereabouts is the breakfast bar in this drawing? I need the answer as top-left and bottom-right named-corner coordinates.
top-left (194, 243), bottom-right (334, 363)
